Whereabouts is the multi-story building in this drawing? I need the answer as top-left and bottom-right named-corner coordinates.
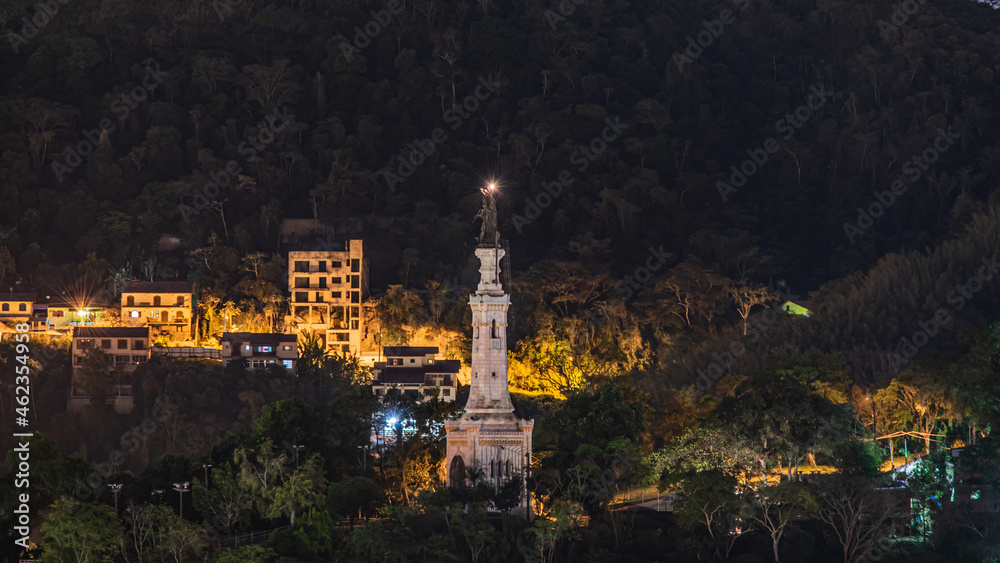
top-left (221, 332), bottom-right (297, 372)
top-left (44, 297), bottom-right (108, 333)
top-left (372, 346), bottom-right (460, 402)
top-left (0, 292), bottom-right (34, 326)
top-left (68, 327), bottom-right (150, 414)
top-left (121, 281), bottom-right (194, 341)
top-left (287, 239), bottom-right (365, 355)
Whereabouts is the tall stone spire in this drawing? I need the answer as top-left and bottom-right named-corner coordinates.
top-left (445, 185), bottom-right (534, 516)
top-left (465, 245), bottom-right (514, 414)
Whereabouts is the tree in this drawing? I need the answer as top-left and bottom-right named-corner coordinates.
top-left (0, 245), bottom-right (14, 284)
top-left (375, 285), bottom-right (424, 345)
top-left (525, 500), bottom-right (581, 563)
top-left (751, 482), bottom-right (815, 563)
top-left (447, 503), bottom-right (496, 563)
top-left (268, 454), bottom-right (327, 526)
top-left (538, 383), bottom-right (648, 518)
top-left (39, 497), bottom-right (120, 563)
top-left (76, 348), bottom-right (122, 408)
top-left (191, 465), bottom-right (252, 535)
top-left (879, 376), bottom-right (956, 453)
top-left (713, 374), bottom-right (852, 485)
top-left (816, 476), bottom-right (901, 563)
top-left (729, 281), bottom-right (775, 335)
top-left (641, 261), bottom-right (733, 334)
top-left (673, 470), bottom-right (754, 562)
top-left (234, 439), bottom-right (287, 511)
top-left (327, 476), bottom-right (383, 526)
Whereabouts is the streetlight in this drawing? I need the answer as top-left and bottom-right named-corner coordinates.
top-left (291, 445), bottom-right (305, 469)
top-left (108, 483), bottom-right (123, 513)
top-left (172, 482), bottom-right (190, 518)
top-left (202, 464), bottom-right (213, 489)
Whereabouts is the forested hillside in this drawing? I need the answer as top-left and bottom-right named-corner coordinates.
top-left (7, 0), bottom-right (1000, 561)
top-left (4, 0), bottom-right (1000, 395)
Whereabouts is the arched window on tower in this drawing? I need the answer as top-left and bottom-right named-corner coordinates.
top-left (491, 319), bottom-right (498, 338)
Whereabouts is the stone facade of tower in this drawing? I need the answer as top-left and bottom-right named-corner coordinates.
top-left (445, 245), bottom-right (534, 516)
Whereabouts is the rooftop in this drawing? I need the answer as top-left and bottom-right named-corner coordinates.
top-left (374, 359), bottom-right (461, 374)
top-left (383, 346), bottom-right (439, 357)
top-left (375, 366), bottom-right (460, 385)
top-left (122, 281), bottom-right (195, 294)
top-left (222, 332), bottom-right (298, 344)
top-left (73, 327), bottom-right (150, 338)
top-left (0, 292), bottom-right (36, 302)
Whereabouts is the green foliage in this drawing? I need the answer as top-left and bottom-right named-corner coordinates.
top-left (376, 285), bottom-right (425, 346)
top-left (191, 464), bottom-right (252, 534)
top-left (712, 373), bottom-right (853, 483)
top-left (537, 383), bottom-right (649, 517)
top-left (327, 476), bottom-right (383, 520)
top-left (38, 497), bottom-right (119, 563)
top-left (211, 545), bottom-right (276, 563)
top-left (267, 454), bottom-right (328, 526)
top-left (673, 470), bottom-right (754, 561)
top-left (832, 439), bottom-right (884, 478)
top-left (907, 448), bottom-right (953, 540)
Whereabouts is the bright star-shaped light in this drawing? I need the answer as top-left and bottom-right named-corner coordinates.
top-left (387, 417), bottom-right (398, 426)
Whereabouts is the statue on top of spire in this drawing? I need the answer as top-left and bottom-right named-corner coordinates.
top-left (475, 184), bottom-right (498, 247)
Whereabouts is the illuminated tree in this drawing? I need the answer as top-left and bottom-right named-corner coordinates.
top-left (729, 281), bottom-right (775, 335)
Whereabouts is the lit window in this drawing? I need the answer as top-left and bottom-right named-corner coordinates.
top-left (257, 345), bottom-right (273, 353)
top-left (130, 311), bottom-right (140, 318)
top-left (282, 345), bottom-right (293, 351)
top-left (282, 360), bottom-right (293, 369)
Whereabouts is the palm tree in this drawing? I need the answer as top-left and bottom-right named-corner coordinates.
top-left (269, 457), bottom-right (326, 526)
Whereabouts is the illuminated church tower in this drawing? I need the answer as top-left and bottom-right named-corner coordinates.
top-left (445, 185), bottom-right (534, 516)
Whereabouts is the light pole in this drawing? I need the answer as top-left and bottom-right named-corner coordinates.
top-left (109, 483), bottom-right (123, 513)
top-left (202, 464), bottom-right (213, 488)
top-left (173, 482), bottom-right (190, 518)
top-left (291, 445), bottom-right (305, 469)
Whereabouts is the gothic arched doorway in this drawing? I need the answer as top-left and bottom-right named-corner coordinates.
top-left (449, 455), bottom-right (466, 488)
